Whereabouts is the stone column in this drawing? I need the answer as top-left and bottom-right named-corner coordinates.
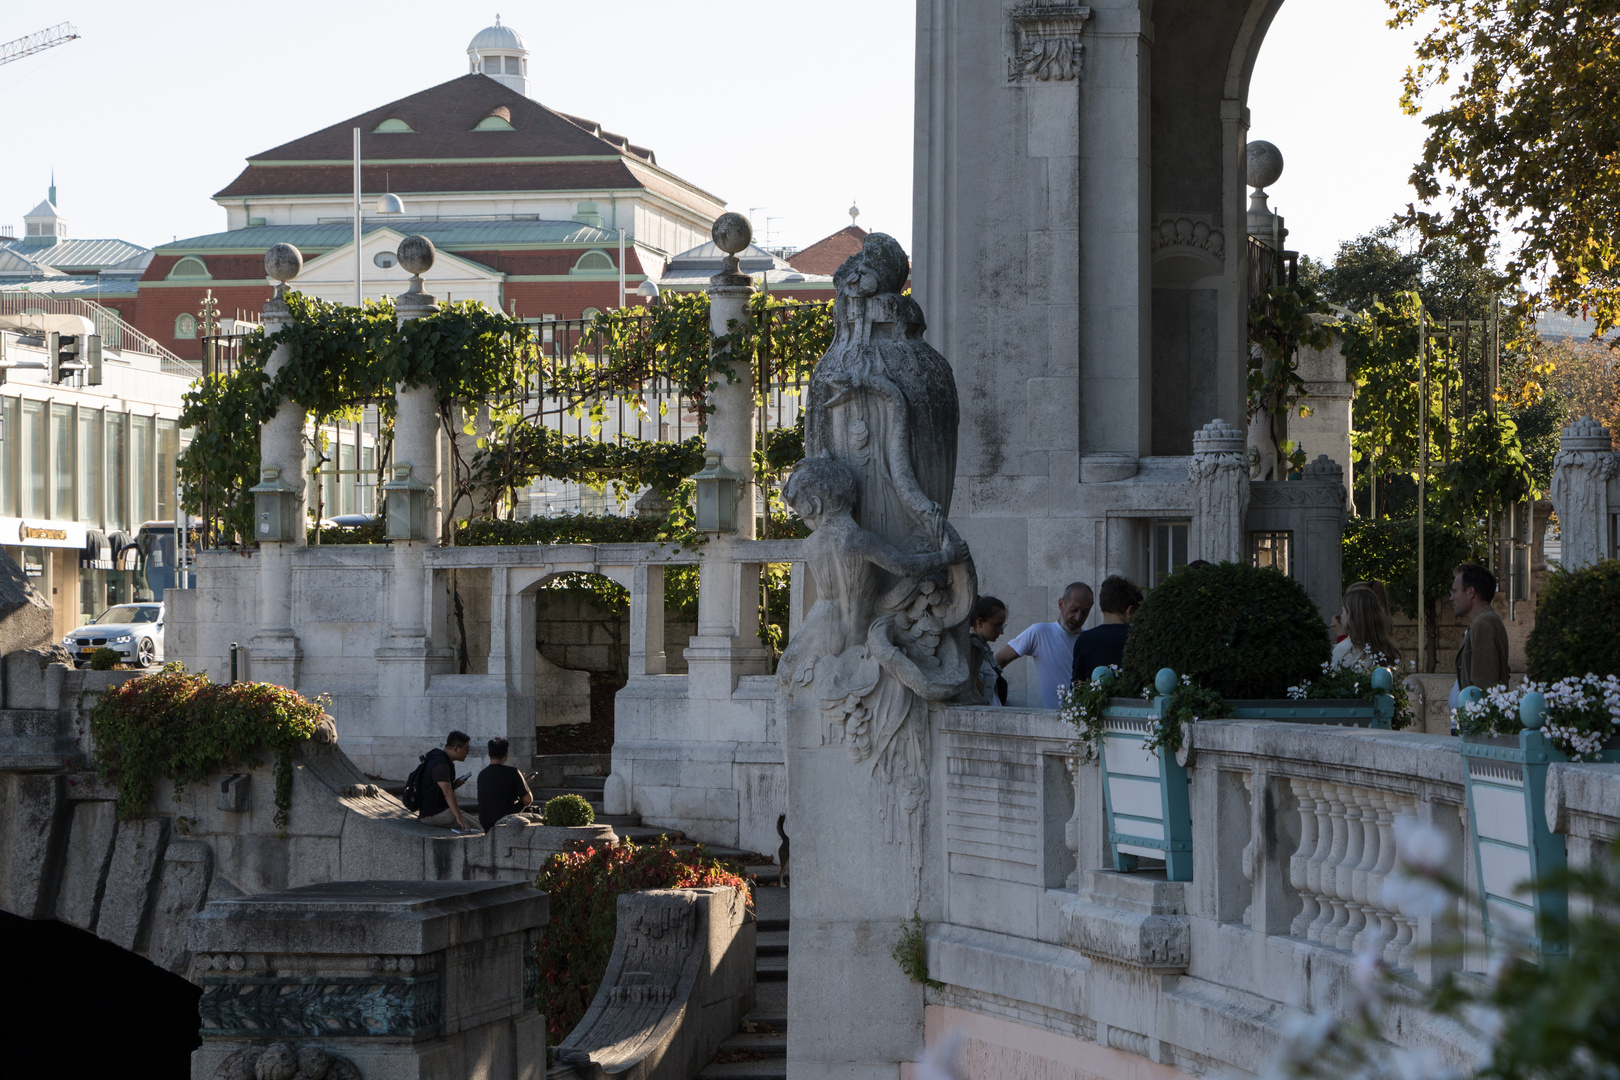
top-left (387, 235), bottom-right (442, 645)
top-left (249, 244), bottom-right (307, 687)
top-left (685, 214), bottom-right (769, 699)
top-left (1189, 418), bottom-right (1250, 564)
top-left (1549, 417), bottom-right (1618, 570)
top-left (1300, 454), bottom-right (1348, 620)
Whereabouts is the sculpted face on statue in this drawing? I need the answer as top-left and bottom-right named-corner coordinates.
top-left (834, 233), bottom-right (910, 299)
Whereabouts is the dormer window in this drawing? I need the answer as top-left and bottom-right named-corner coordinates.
top-left (474, 106), bottom-right (514, 131)
top-left (571, 250), bottom-right (615, 274)
top-left (373, 117), bottom-right (414, 133)
top-left (174, 313), bottom-right (197, 339)
top-left (167, 256), bottom-right (211, 280)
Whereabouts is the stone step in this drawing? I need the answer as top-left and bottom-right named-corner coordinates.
top-left (739, 1014), bottom-right (787, 1035)
top-left (756, 929), bottom-right (788, 956)
top-left (754, 918), bottom-right (789, 934)
top-left (593, 812), bottom-right (647, 829)
top-left (532, 788), bottom-right (605, 804)
top-left (561, 774), bottom-right (607, 791)
top-left (745, 866), bottom-right (781, 887)
top-left (614, 825), bottom-right (684, 843)
top-left (753, 887), bottom-right (789, 925)
top-left (713, 1031), bottom-right (786, 1056)
top-left (756, 954), bottom-right (788, 982)
top-left (529, 752), bottom-right (610, 789)
top-left (695, 1062), bottom-right (786, 1080)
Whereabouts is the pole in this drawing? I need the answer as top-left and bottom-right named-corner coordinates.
top-left (353, 127), bottom-right (362, 308)
top-left (618, 227), bottom-right (626, 310)
top-left (1418, 307), bottom-right (1428, 673)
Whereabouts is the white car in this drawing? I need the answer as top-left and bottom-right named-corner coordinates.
top-left (65, 603), bottom-right (165, 668)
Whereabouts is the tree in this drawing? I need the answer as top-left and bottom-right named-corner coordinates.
top-left (1388, 0), bottom-right (1620, 336)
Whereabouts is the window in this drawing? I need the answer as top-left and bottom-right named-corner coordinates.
top-left (167, 256), bottom-right (211, 280)
top-left (1149, 520), bottom-right (1190, 585)
top-left (105, 413), bottom-right (127, 529)
top-left (20, 401), bottom-right (45, 517)
top-left (373, 251), bottom-right (397, 268)
top-left (79, 408), bottom-right (103, 526)
top-left (473, 107), bottom-right (514, 131)
top-left (484, 56), bottom-right (501, 74)
top-left (571, 250), bottom-right (615, 273)
top-left (131, 415), bottom-right (154, 525)
top-left (174, 314), bottom-right (197, 340)
top-left (157, 419), bottom-right (178, 522)
top-left (1251, 531), bottom-right (1293, 577)
top-left (581, 307), bottom-right (602, 322)
top-left (0, 397), bottom-right (17, 516)
top-left (505, 56), bottom-right (523, 75)
top-left (373, 117), bottom-right (414, 133)
top-left (52, 404), bottom-right (75, 521)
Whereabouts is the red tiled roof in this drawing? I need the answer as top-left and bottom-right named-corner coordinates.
top-left (788, 225), bottom-right (868, 276)
top-left (213, 74), bottom-right (722, 211)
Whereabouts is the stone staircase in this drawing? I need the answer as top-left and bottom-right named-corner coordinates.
top-left (531, 753), bottom-right (788, 1078)
top-left (698, 883), bottom-right (788, 1079)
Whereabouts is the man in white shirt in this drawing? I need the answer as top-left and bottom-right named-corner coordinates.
top-left (994, 582), bottom-right (1094, 708)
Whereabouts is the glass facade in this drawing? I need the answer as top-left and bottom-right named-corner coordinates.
top-left (105, 412), bottom-right (127, 528)
top-left (51, 404), bottom-right (75, 522)
top-left (79, 408), bottom-right (103, 526)
top-left (20, 400), bottom-right (45, 517)
top-left (131, 415), bottom-right (154, 524)
top-left (157, 418), bottom-right (178, 522)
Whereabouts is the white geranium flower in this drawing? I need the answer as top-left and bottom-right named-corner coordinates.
top-left (1393, 815), bottom-right (1448, 874)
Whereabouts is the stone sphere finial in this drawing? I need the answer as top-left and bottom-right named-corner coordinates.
top-left (1520, 690), bottom-right (1546, 730)
top-left (711, 213), bottom-right (752, 255)
top-left (1246, 140), bottom-right (1284, 191)
top-left (1192, 418), bottom-right (1247, 455)
top-left (1155, 668), bottom-right (1179, 697)
top-left (398, 234), bottom-right (436, 277)
top-left (264, 244), bottom-right (303, 284)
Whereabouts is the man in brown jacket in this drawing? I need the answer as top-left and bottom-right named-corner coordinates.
top-left (1450, 563), bottom-right (1509, 711)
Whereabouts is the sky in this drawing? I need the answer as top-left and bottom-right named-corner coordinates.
top-left (0, 2), bottom-right (1426, 264)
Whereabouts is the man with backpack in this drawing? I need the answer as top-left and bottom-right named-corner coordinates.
top-left (407, 730), bottom-right (476, 830)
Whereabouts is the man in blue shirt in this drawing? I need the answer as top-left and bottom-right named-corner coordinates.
top-left (1071, 575), bottom-right (1143, 686)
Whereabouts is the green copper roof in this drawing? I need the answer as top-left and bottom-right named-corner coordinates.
top-left (157, 218), bottom-right (618, 253)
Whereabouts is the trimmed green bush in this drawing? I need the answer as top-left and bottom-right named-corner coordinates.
top-left (543, 793), bottom-right (596, 827)
top-left (1121, 561), bottom-right (1330, 699)
top-left (89, 647), bottom-right (121, 671)
top-left (1526, 561), bottom-right (1620, 681)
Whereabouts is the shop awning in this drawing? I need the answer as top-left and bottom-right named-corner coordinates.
top-left (81, 529), bottom-right (113, 570)
top-left (107, 531), bottom-right (139, 572)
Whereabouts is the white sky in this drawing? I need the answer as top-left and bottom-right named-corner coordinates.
top-left (0, 2), bottom-right (1425, 264)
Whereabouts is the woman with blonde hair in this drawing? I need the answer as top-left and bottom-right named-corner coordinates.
top-left (1331, 584), bottom-right (1402, 669)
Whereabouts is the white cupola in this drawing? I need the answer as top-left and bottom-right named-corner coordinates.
top-left (467, 16), bottom-right (528, 97)
top-left (22, 177), bottom-right (66, 248)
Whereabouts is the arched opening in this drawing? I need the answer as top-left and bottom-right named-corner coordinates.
top-left (1, 909), bottom-right (201, 1077)
top-left (166, 256), bottom-right (211, 280)
top-left (571, 250), bottom-right (615, 274)
top-left (373, 117), bottom-right (414, 133)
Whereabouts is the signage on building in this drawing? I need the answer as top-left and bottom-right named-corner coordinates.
top-left (3, 518), bottom-right (89, 550)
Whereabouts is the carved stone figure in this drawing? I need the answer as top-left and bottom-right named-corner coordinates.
top-left (1549, 417), bottom-right (1617, 571)
top-left (1189, 419), bottom-right (1250, 564)
top-left (784, 234), bottom-right (977, 855)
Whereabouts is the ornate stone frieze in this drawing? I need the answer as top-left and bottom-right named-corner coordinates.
top-left (1008, 2), bottom-right (1092, 82)
top-left (197, 974), bottom-right (442, 1038)
top-left (1549, 417), bottom-right (1617, 570)
top-left (1151, 216), bottom-right (1225, 260)
top-left (214, 1042), bottom-right (361, 1080)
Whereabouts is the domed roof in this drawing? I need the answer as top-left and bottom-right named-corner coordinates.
top-left (468, 17), bottom-right (525, 53)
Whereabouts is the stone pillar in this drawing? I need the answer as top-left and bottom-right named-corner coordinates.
top-left (685, 214), bottom-right (769, 698)
top-left (1290, 315), bottom-right (1355, 511)
top-left (1549, 417), bottom-right (1618, 570)
top-left (1189, 419), bottom-right (1250, 564)
top-left (188, 880), bottom-right (547, 1080)
top-left (249, 245), bottom-right (307, 687)
top-left (388, 235), bottom-right (442, 645)
top-left (1300, 454), bottom-right (1348, 619)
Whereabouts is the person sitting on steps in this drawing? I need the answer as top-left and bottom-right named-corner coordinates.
top-left (418, 730), bottom-right (476, 831)
top-left (476, 736), bottom-right (534, 830)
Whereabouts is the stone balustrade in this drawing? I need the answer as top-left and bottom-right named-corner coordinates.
top-left (921, 706), bottom-right (1522, 1076)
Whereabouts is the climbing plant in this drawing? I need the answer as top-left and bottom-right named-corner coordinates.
top-left (89, 665), bottom-right (328, 830)
top-left (1248, 282), bottom-right (1334, 475)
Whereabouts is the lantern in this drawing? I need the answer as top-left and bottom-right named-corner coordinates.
top-left (691, 451), bottom-right (746, 534)
top-left (249, 466), bottom-right (302, 543)
top-left (381, 464), bottom-right (435, 541)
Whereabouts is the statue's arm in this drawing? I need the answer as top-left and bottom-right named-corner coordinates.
top-left (848, 529), bottom-right (966, 579)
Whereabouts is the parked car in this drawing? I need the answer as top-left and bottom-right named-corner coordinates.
top-left (64, 603), bottom-right (165, 668)
top-left (329, 513), bottom-right (377, 529)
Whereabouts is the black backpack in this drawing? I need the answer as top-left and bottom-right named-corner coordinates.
top-left (402, 753), bottom-right (429, 812)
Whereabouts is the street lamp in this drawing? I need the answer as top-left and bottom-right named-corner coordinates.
top-left (380, 464), bottom-right (434, 541)
top-left (637, 279), bottom-right (661, 306)
top-left (250, 466), bottom-right (302, 542)
top-left (691, 451), bottom-right (746, 534)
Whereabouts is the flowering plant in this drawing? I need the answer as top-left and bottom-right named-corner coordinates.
top-left (1061, 668), bottom-right (1225, 760)
top-left (1057, 665), bottom-right (1124, 762)
top-left (1285, 647), bottom-right (1415, 729)
top-left (1453, 675), bottom-right (1620, 763)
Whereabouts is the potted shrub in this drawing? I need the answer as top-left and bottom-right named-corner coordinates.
top-left (1060, 563), bottom-right (1398, 881)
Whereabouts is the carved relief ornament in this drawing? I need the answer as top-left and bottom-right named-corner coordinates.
top-left (1008, 2), bottom-right (1092, 82)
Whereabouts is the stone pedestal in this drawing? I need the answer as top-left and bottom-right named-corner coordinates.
top-left (188, 880), bottom-right (547, 1080)
top-left (1548, 417), bottom-right (1618, 570)
top-left (1247, 455), bottom-right (1347, 621)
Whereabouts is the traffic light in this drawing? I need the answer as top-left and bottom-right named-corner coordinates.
top-left (47, 332), bottom-right (81, 384)
top-left (85, 334), bottom-right (102, 385)
top-left (46, 331), bottom-right (59, 382)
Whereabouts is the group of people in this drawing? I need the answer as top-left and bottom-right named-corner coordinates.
top-left (971, 560), bottom-right (1512, 712)
top-left (414, 731), bottom-right (536, 832)
top-left (970, 574), bottom-right (1145, 709)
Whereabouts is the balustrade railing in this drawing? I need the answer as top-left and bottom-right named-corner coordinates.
top-left (0, 292), bottom-right (196, 374)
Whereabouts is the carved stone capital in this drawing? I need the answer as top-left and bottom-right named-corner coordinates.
top-left (1008, 2), bottom-right (1092, 83)
top-left (1151, 216), bottom-right (1226, 260)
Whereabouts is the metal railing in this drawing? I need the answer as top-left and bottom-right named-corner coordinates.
top-left (0, 293), bottom-right (199, 377)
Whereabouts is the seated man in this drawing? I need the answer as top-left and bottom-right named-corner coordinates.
top-left (417, 730), bottom-right (476, 831)
top-left (477, 736), bottom-right (534, 830)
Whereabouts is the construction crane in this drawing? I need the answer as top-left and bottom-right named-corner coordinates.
top-left (0, 23), bottom-right (80, 67)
